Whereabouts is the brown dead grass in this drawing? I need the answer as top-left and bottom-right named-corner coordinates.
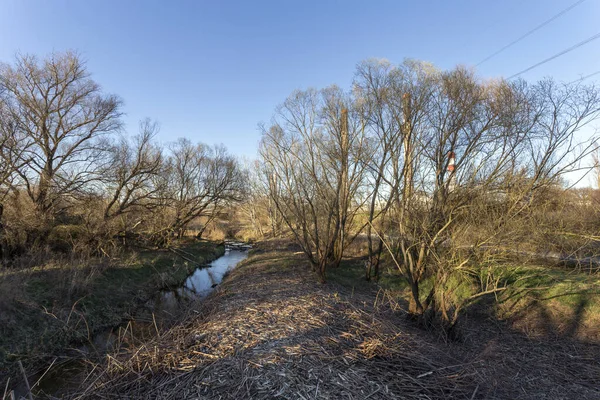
top-left (65, 241), bottom-right (600, 400)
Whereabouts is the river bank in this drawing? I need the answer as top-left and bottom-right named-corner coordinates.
top-left (0, 239), bottom-right (225, 389)
top-left (65, 240), bottom-right (600, 399)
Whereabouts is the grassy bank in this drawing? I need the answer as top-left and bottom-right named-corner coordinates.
top-left (0, 239), bottom-right (225, 384)
top-left (327, 256), bottom-right (600, 340)
top-left (68, 241), bottom-right (600, 399)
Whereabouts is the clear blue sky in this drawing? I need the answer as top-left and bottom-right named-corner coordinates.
top-left (1, 0), bottom-right (599, 160)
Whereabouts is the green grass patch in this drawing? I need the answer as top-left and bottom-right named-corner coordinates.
top-left (494, 263), bottom-right (600, 316)
top-left (327, 258), bottom-right (409, 293)
top-left (327, 255), bottom-right (600, 331)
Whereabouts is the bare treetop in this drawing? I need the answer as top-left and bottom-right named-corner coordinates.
top-left (0, 51), bottom-right (123, 213)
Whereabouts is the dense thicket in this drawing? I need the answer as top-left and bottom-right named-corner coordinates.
top-left (259, 59), bottom-right (600, 331)
top-left (0, 52), bottom-right (244, 259)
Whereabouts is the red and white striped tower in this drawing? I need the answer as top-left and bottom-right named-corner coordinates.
top-left (447, 151), bottom-right (456, 190)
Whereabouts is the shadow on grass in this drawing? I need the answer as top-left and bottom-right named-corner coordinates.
top-left (322, 254), bottom-right (600, 398)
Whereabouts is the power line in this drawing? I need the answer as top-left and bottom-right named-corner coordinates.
top-left (508, 32), bottom-right (600, 80)
top-left (477, 0), bottom-right (586, 67)
top-left (568, 70), bottom-right (600, 84)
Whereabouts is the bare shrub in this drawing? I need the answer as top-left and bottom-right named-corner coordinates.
top-left (260, 87), bottom-right (370, 282)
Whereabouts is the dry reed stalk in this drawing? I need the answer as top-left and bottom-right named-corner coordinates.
top-left (17, 361), bottom-right (32, 400)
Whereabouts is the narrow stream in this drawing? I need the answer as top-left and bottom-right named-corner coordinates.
top-left (153, 244), bottom-right (250, 317)
top-left (16, 241), bottom-right (250, 398)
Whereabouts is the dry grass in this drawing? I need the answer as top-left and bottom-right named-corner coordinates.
top-left (0, 239), bottom-right (225, 391)
top-left (62, 241), bottom-right (600, 400)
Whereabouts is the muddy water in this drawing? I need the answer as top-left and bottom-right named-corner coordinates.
top-left (15, 242), bottom-right (250, 398)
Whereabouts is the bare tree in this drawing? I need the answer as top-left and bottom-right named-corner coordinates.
top-left (378, 66), bottom-right (600, 332)
top-left (237, 159), bottom-right (283, 239)
top-left (262, 59), bottom-right (600, 332)
top-left (0, 114), bottom-right (14, 198)
top-left (103, 119), bottom-right (164, 221)
top-left (0, 51), bottom-right (122, 215)
top-left (353, 59), bottom-right (439, 280)
top-left (0, 92), bottom-right (30, 259)
top-left (160, 139), bottom-right (244, 242)
top-left (0, 94), bottom-right (28, 200)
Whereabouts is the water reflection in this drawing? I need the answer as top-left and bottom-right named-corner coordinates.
top-left (184, 249), bottom-right (248, 295)
top-left (154, 249), bottom-right (249, 315)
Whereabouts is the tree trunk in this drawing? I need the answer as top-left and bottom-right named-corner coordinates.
top-left (0, 203), bottom-right (4, 260)
top-left (373, 238), bottom-right (384, 280)
top-left (318, 259), bottom-right (327, 284)
top-left (332, 108), bottom-right (350, 269)
top-left (408, 279), bottom-right (424, 316)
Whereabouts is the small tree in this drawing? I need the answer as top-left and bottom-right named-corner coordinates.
top-left (0, 91), bottom-right (30, 259)
top-left (260, 87), bottom-right (369, 282)
top-left (236, 159), bottom-right (283, 239)
top-left (353, 59), bottom-right (439, 280)
top-left (380, 67), bottom-right (600, 332)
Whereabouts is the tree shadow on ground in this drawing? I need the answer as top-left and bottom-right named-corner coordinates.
top-left (323, 255), bottom-right (600, 399)
top-left (454, 287), bottom-right (600, 399)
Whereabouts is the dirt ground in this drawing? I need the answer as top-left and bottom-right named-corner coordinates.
top-left (68, 241), bottom-right (600, 399)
